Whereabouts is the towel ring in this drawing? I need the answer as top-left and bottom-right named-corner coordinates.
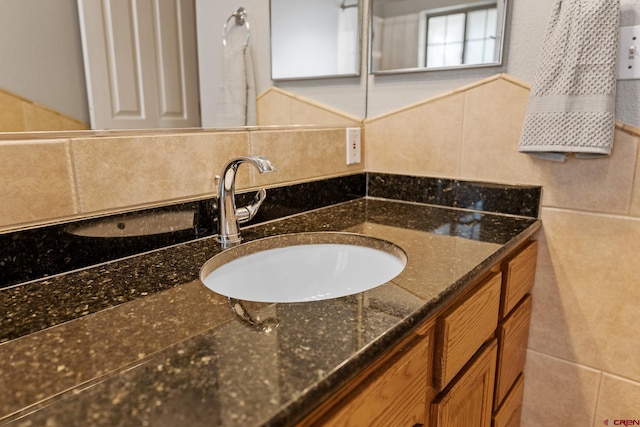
top-left (340, 0), bottom-right (358, 10)
top-left (223, 7), bottom-right (250, 47)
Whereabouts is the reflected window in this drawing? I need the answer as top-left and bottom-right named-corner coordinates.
top-left (371, 0), bottom-right (506, 74)
top-left (420, 3), bottom-right (497, 68)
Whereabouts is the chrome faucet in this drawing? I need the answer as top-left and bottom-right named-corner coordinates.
top-left (216, 156), bottom-right (275, 248)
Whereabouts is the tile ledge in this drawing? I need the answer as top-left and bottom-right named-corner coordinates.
top-left (364, 73), bottom-right (525, 124)
top-left (616, 122), bottom-right (640, 138)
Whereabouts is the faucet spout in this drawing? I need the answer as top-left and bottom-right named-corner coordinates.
top-left (217, 156), bottom-right (275, 248)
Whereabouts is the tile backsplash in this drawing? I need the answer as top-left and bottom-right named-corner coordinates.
top-left (0, 126), bottom-right (364, 232)
top-left (0, 84), bottom-right (364, 231)
top-left (0, 139), bottom-right (77, 226)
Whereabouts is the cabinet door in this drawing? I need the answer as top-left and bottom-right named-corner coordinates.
top-left (435, 273), bottom-right (501, 389)
top-left (311, 332), bottom-right (432, 427)
top-left (495, 295), bottom-right (532, 407)
top-left (501, 241), bottom-right (537, 317)
top-left (493, 374), bottom-right (525, 427)
top-left (78, 0), bottom-right (200, 129)
top-left (431, 339), bottom-right (497, 427)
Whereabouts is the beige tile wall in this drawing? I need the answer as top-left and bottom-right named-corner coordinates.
top-left (364, 73), bottom-right (640, 427)
top-left (0, 127), bottom-right (364, 232)
top-left (256, 87), bottom-right (362, 127)
top-left (70, 132), bottom-right (251, 213)
top-left (0, 88), bottom-right (89, 132)
top-left (0, 140), bottom-right (77, 226)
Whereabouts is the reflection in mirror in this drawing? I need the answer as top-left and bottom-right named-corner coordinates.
top-left (0, 0), bottom-right (367, 134)
top-left (78, 0), bottom-right (200, 130)
top-left (370, 0), bottom-right (507, 74)
top-left (270, 0), bottom-right (361, 80)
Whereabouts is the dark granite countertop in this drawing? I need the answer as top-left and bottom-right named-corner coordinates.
top-left (0, 175), bottom-right (541, 427)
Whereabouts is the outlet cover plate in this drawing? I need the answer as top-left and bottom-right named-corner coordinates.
top-left (346, 127), bottom-right (361, 165)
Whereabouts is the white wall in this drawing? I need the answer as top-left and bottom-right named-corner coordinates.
top-left (0, 0), bottom-right (89, 123)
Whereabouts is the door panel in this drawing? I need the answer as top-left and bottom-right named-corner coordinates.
top-left (78, 0), bottom-right (199, 129)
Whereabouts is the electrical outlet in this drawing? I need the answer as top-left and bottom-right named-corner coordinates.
top-left (346, 127), bottom-right (361, 165)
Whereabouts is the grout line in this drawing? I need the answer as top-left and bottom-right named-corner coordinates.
top-left (526, 348), bottom-right (599, 371)
top-left (525, 348), bottom-right (640, 384)
top-left (591, 372), bottom-right (605, 427)
top-left (65, 139), bottom-right (81, 215)
top-left (67, 139), bottom-right (86, 214)
top-left (540, 205), bottom-right (640, 222)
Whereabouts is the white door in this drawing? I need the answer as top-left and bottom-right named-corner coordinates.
top-left (78, 0), bottom-right (200, 129)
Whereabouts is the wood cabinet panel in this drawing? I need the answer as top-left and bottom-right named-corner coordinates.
top-left (501, 241), bottom-right (537, 318)
top-left (495, 295), bottom-right (532, 407)
top-left (435, 273), bottom-right (501, 389)
top-left (493, 374), bottom-right (525, 427)
top-left (308, 330), bottom-right (433, 427)
top-left (431, 339), bottom-right (498, 427)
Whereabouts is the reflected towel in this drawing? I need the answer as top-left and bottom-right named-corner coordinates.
top-left (518, 0), bottom-right (619, 162)
top-left (216, 45), bottom-right (256, 127)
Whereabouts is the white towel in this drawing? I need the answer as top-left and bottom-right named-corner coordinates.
top-left (216, 44), bottom-right (257, 127)
top-left (518, 0), bottom-right (619, 162)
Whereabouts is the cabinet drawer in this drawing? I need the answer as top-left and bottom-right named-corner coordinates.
top-left (315, 331), bottom-right (432, 427)
top-left (435, 272), bottom-right (501, 389)
top-left (431, 339), bottom-right (498, 427)
top-left (501, 241), bottom-right (537, 318)
top-left (494, 295), bottom-right (532, 408)
top-left (493, 374), bottom-right (525, 427)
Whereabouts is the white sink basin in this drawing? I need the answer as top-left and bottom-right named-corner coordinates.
top-left (200, 233), bottom-right (407, 303)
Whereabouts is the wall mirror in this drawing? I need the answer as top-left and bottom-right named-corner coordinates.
top-left (370, 0), bottom-right (507, 74)
top-left (1, 0), bottom-right (509, 135)
top-left (269, 0), bottom-right (361, 80)
top-left (0, 0), bottom-right (365, 134)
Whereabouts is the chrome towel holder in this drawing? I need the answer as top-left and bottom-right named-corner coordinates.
top-left (223, 7), bottom-right (250, 47)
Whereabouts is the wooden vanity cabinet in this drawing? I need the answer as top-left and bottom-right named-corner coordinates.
top-left (298, 239), bottom-right (537, 427)
top-left (491, 240), bottom-right (537, 426)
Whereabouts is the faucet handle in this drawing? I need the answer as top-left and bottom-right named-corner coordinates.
top-left (236, 188), bottom-right (267, 224)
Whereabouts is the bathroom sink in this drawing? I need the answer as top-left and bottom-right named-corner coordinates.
top-left (200, 232), bottom-right (407, 303)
